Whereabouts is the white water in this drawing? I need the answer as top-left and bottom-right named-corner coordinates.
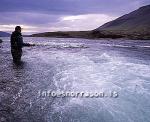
top-left (1, 37), bottom-right (150, 122)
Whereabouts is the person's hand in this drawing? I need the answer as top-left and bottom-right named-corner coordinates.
top-left (30, 44), bottom-right (36, 46)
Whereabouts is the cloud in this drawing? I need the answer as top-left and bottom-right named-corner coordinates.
top-left (0, 12), bottom-right (62, 33)
top-left (0, 24), bottom-right (38, 33)
top-left (59, 14), bottom-right (117, 31)
top-left (0, 0), bottom-right (149, 33)
top-left (0, 0), bottom-right (149, 15)
top-left (0, 13), bottom-right (117, 33)
top-left (0, 12), bottom-right (61, 25)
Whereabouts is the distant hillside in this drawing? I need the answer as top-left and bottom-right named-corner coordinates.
top-left (95, 5), bottom-right (150, 39)
top-left (31, 30), bottom-right (122, 39)
top-left (0, 31), bottom-right (10, 37)
top-left (32, 31), bottom-right (93, 38)
top-left (31, 5), bottom-right (150, 40)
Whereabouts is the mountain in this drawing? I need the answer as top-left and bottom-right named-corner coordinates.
top-left (31, 31), bottom-right (122, 39)
top-left (31, 31), bottom-right (92, 38)
top-left (31, 5), bottom-right (150, 40)
top-left (0, 31), bottom-right (10, 37)
top-left (95, 5), bottom-right (150, 39)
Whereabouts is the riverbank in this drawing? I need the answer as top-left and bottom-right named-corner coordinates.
top-left (31, 30), bottom-right (150, 40)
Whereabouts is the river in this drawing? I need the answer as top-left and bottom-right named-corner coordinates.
top-left (0, 37), bottom-right (150, 122)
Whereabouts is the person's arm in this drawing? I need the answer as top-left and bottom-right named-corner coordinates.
top-left (23, 43), bottom-right (36, 47)
top-left (17, 35), bottom-right (35, 47)
top-left (23, 43), bottom-right (31, 47)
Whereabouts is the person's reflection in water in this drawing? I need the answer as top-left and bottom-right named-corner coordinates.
top-left (12, 60), bottom-right (26, 84)
top-left (10, 26), bottom-right (35, 64)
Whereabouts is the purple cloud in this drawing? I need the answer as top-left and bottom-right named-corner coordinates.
top-left (0, 0), bottom-right (149, 33)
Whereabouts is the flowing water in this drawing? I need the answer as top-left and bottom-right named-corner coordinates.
top-left (0, 37), bottom-right (150, 122)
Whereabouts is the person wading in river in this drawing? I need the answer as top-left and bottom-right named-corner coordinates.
top-left (11, 26), bottom-right (34, 63)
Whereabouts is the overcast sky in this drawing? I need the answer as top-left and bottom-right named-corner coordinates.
top-left (0, 0), bottom-right (150, 34)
